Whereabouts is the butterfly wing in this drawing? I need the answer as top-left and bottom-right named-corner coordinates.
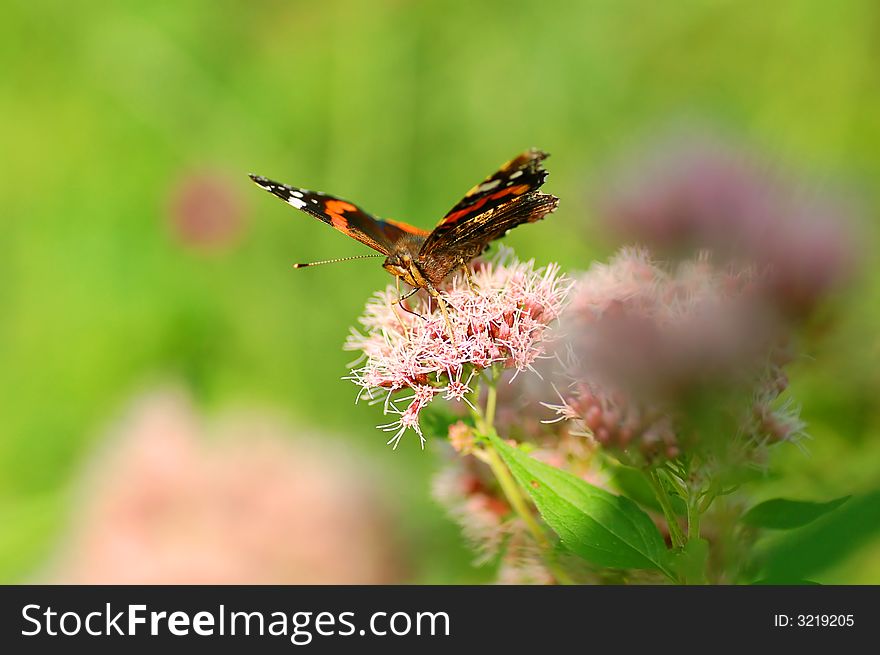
top-left (417, 149), bottom-right (558, 282)
top-left (432, 148), bottom-right (551, 232)
top-left (418, 192), bottom-right (558, 283)
top-left (249, 174), bottom-right (428, 255)
top-left (376, 217), bottom-right (431, 243)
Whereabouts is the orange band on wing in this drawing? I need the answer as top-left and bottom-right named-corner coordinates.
top-left (383, 217), bottom-right (430, 236)
top-left (325, 199), bottom-right (356, 230)
top-left (442, 184), bottom-right (530, 224)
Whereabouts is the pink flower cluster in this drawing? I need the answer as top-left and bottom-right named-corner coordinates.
top-left (547, 247), bottom-right (799, 461)
top-left (545, 382), bottom-right (680, 460)
top-left (566, 247), bottom-right (782, 398)
top-left (597, 132), bottom-right (858, 317)
top-left (345, 249), bottom-right (572, 449)
top-left (49, 390), bottom-right (401, 584)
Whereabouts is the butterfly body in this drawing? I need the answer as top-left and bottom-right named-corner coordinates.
top-left (250, 148), bottom-right (558, 296)
top-left (383, 247), bottom-right (429, 290)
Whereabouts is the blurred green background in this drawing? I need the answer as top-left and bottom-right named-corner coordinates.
top-left (2, 0), bottom-right (878, 583)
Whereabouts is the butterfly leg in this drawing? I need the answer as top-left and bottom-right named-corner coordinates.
top-left (395, 278), bottom-right (426, 321)
top-left (427, 283), bottom-right (457, 346)
top-left (390, 278), bottom-right (411, 338)
top-left (459, 258), bottom-right (480, 295)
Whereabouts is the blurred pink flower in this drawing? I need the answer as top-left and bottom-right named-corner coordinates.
top-left (447, 420), bottom-right (475, 454)
top-left (597, 132), bottom-right (859, 316)
top-left (431, 462), bottom-right (510, 565)
top-left (496, 531), bottom-right (556, 585)
top-left (431, 454), bottom-right (601, 584)
top-left (549, 248), bottom-right (800, 460)
top-left (567, 247), bottom-right (782, 399)
top-left (345, 249), bottom-right (572, 449)
top-left (168, 170), bottom-right (246, 251)
top-left (49, 390), bottom-right (402, 584)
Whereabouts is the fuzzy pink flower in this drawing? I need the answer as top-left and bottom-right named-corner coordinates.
top-left (168, 170), bottom-right (246, 251)
top-left (345, 248), bottom-right (572, 449)
top-left (566, 247), bottom-right (782, 401)
top-left (596, 131), bottom-right (859, 316)
top-left (431, 454), bottom-right (601, 584)
top-left (550, 247), bottom-right (799, 461)
top-left (431, 462), bottom-right (510, 564)
top-left (47, 389), bottom-right (402, 584)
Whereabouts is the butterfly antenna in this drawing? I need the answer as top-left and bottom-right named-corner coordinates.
top-left (293, 253), bottom-right (385, 269)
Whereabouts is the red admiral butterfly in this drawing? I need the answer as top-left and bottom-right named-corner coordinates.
top-left (250, 148), bottom-right (558, 321)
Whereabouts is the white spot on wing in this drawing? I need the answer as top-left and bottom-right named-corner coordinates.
top-left (287, 196), bottom-right (306, 209)
top-left (478, 179), bottom-right (501, 192)
top-left (291, 191), bottom-right (304, 198)
top-left (509, 170), bottom-right (523, 179)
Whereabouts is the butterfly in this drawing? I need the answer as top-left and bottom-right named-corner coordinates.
top-left (249, 148), bottom-right (558, 326)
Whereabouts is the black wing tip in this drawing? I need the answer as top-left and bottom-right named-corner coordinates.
top-left (249, 173), bottom-right (272, 188)
top-left (528, 147), bottom-right (550, 160)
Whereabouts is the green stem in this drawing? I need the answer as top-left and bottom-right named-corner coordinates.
top-left (482, 442), bottom-right (550, 551)
top-left (469, 375), bottom-right (484, 433)
top-left (484, 376), bottom-right (498, 430)
top-left (480, 442), bottom-right (575, 585)
top-left (647, 469), bottom-right (687, 549)
top-left (688, 503), bottom-right (700, 541)
top-left (698, 490), bottom-right (717, 514)
top-left (687, 494), bottom-right (701, 542)
top-left (473, 366), bottom-right (574, 585)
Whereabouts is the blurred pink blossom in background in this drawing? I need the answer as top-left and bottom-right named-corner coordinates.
top-left (431, 453), bottom-right (557, 584)
top-left (167, 170), bottom-right (247, 251)
top-left (48, 389), bottom-right (402, 584)
top-left (597, 131), bottom-right (859, 317)
top-left (539, 131), bottom-right (862, 462)
top-left (549, 247), bottom-right (801, 461)
top-left (565, 247), bottom-right (782, 401)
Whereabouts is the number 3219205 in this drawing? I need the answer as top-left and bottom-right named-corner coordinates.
top-left (798, 614), bottom-right (854, 627)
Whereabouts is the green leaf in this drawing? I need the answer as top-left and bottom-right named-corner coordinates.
top-left (742, 496), bottom-right (850, 530)
top-left (610, 465), bottom-right (686, 516)
top-left (489, 434), bottom-right (674, 578)
top-left (754, 489), bottom-right (880, 582)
